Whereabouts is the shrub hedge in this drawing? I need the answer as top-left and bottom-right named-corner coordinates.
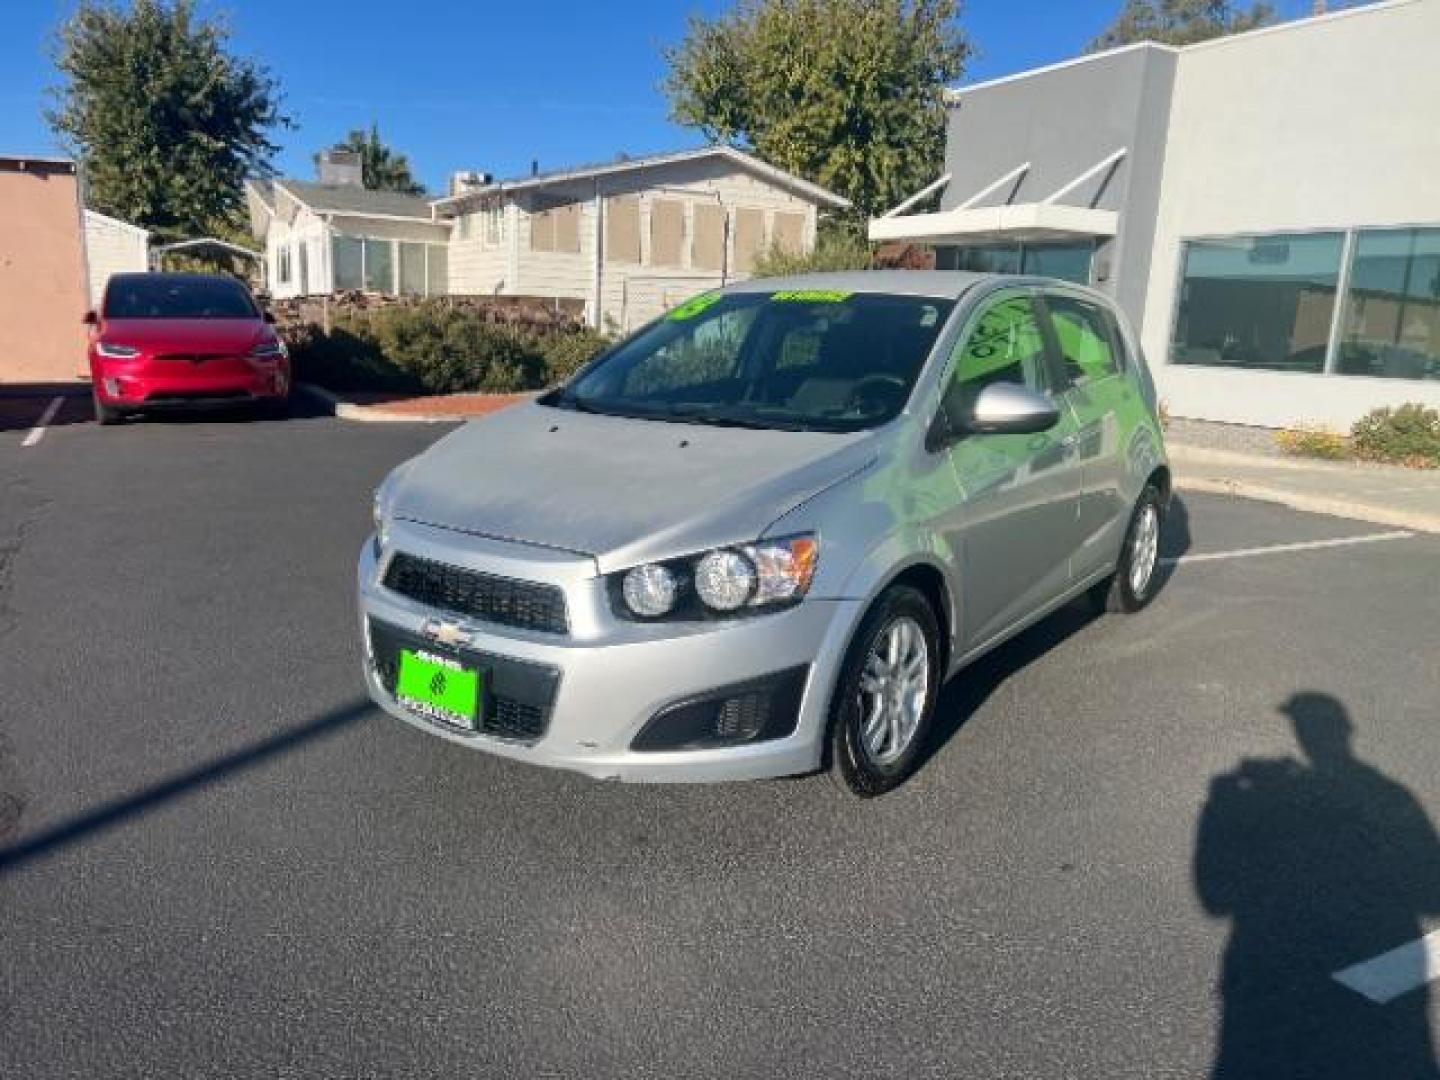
top-left (284, 301), bottom-right (611, 396)
top-left (1351, 403), bottom-right (1440, 468)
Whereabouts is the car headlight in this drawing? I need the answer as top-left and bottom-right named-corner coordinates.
top-left (614, 534), bottom-right (818, 621)
top-left (248, 338), bottom-right (288, 360)
top-left (95, 341), bottom-right (140, 359)
top-left (622, 563), bottom-right (678, 617)
top-left (371, 466), bottom-right (407, 557)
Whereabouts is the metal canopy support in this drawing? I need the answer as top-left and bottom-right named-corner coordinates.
top-left (880, 173), bottom-right (952, 219)
top-left (956, 162), bottom-right (1031, 210)
top-left (1042, 148), bottom-right (1127, 206)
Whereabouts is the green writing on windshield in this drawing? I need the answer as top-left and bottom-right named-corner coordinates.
top-left (666, 291), bottom-right (723, 321)
top-left (770, 289), bottom-right (853, 303)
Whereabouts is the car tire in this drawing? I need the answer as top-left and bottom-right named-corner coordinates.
top-left (93, 390), bottom-right (121, 426)
top-left (1093, 483), bottom-right (1164, 614)
top-left (828, 584), bottom-right (942, 798)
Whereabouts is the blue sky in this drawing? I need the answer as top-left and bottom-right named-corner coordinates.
top-left (1, 0), bottom-right (1323, 192)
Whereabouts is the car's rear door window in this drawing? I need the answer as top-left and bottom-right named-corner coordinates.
top-left (1044, 294), bottom-right (1122, 386)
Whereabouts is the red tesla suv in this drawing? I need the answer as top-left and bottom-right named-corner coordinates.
top-left (86, 272), bottom-right (290, 424)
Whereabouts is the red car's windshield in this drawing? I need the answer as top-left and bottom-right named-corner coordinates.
top-left (104, 276), bottom-right (257, 319)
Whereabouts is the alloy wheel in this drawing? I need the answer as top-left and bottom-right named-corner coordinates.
top-left (857, 615), bottom-right (931, 766)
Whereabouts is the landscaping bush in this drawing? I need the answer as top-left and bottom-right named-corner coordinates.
top-left (1275, 424), bottom-right (1350, 461)
top-left (285, 302), bottom-right (612, 396)
top-left (1350, 403), bottom-right (1440, 468)
top-left (752, 225), bottom-right (873, 278)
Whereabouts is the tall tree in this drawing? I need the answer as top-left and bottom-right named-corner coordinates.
top-left (663, 0), bottom-right (970, 220)
top-left (1087, 0), bottom-right (1276, 51)
top-left (48, 0), bottom-right (290, 241)
top-left (331, 124), bottom-right (426, 195)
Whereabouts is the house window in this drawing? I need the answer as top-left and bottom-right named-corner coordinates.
top-left (399, 242), bottom-right (427, 295)
top-left (1172, 233), bottom-right (1345, 373)
top-left (276, 244), bottom-right (292, 286)
top-left (333, 236), bottom-right (363, 290)
top-left (649, 199), bottom-right (684, 268)
top-left (485, 205), bottom-right (506, 248)
top-left (772, 212), bottom-right (806, 257)
top-left (1336, 227), bottom-right (1440, 381)
top-left (426, 245), bottom-right (448, 295)
top-left (605, 195), bottom-right (641, 264)
top-left (530, 200), bottom-right (581, 253)
top-left (692, 204), bottom-right (726, 272)
top-left (733, 208), bottom-right (766, 273)
top-left (362, 238), bottom-right (395, 292)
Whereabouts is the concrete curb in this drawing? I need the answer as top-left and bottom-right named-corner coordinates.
top-left (1169, 440), bottom-right (1440, 535)
top-left (296, 383), bottom-right (467, 423)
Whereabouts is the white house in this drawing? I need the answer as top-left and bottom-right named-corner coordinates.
top-left (82, 209), bottom-right (148, 306)
top-left (247, 146), bottom-right (849, 330)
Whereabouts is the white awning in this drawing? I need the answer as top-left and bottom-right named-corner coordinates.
top-left (869, 202), bottom-right (1118, 244)
top-left (870, 149), bottom-right (1124, 245)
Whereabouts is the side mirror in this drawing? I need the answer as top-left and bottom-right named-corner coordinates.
top-left (82, 310), bottom-right (98, 326)
top-left (964, 382), bottom-right (1060, 435)
top-left (928, 381), bottom-right (1060, 449)
top-left (262, 310), bottom-right (276, 324)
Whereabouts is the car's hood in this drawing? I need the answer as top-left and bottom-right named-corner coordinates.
top-left (393, 401), bottom-right (877, 572)
top-left (99, 318), bottom-right (269, 353)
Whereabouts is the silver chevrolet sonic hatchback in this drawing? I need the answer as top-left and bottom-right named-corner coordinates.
top-left (360, 272), bottom-right (1169, 795)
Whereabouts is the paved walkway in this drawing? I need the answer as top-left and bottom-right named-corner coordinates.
top-left (1170, 442), bottom-right (1440, 534)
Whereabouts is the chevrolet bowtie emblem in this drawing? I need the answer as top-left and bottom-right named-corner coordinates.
top-left (422, 619), bottom-right (471, 648)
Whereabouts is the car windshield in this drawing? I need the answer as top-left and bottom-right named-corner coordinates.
top-left (545, 289), bottom-right (955, 432)
top-left (104, 276), bottom-right (257, 319)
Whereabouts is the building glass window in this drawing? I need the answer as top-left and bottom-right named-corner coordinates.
top-left (276, 244), bottom-right (292, 286)
top-left (1172, 233), bottom-right (1344, 373)
top-left (1337, 227), bottom-right (1440, 382)
top-left (332, 236), bottom-right (363, 291)
top-left (935, 242), bottom-right (1092, 284)
top-left (1022, 242), bottom-right (1094, 284)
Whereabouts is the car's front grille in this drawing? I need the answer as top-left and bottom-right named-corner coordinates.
top-left (382, 552), bottom-right (569, 635)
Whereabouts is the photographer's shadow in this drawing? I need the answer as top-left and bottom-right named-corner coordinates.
top-left (1195, 693), bottom-right (1440, 1078)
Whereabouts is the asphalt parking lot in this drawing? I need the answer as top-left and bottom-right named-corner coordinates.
top-left (3, 398), bottom-right (1439, 1078)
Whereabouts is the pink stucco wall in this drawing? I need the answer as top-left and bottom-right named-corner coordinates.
top-left (0, 161), bottom-right (89, 384)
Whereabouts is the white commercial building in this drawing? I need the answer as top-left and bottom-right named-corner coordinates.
top-left (874, 0), bottom-right (1440, 428)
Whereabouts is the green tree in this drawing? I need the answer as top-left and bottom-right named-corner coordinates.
top-left (48, 0), bottom-right (290, 242)
top-left (331, 123), bottom-right (426, 195)
top-left (1087, 0), bottom-right (1276, 51)
top-left (663, 0), bottom-right (970, 220)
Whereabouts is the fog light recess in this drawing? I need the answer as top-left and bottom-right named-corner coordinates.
top-left (631, 666), bottom-right (808, 752)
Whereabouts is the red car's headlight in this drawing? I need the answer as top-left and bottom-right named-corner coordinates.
top-left (95, 341), bottom-right (141, 359)
top-left (248, 339), bottom-right (288, 360)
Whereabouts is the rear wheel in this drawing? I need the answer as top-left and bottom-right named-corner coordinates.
top-left (828, 585), bottom-right (941, 797)
top-left (1093, 483), bottom-right (1164, 614)
top-left (93, 388), bottom-right (121, 426)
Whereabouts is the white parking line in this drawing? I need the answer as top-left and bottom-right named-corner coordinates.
top-left (1160, 530), bottom-right (1415, 566)
top-left (20, 396), bottom-right (63, 448)
top-left (1333, 930), bottom-right (1440, 1004)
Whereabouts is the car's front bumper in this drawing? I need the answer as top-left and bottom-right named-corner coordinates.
top-left (357, 520), bottom-right (864, 782)
top-left (92, 360), bottom-right (289, 407)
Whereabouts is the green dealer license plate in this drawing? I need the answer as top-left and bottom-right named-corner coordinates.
top-left (396, 648), bottom-right (482, 730)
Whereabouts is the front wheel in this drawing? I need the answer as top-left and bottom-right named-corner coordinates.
top-left (1093, 484), bottom-right (1164, 614)
top-left (93, 388), bottom-right (121, 426)
top-left (828, 585), bottom-right (942, 797)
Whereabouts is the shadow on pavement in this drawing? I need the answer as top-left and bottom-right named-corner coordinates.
top-left (0, 699), bottom-right (374, 875)
top-left (921, 493), bottom-right (1194, 770)
top-left (1195, 692), bottom-right (1440, 1078)
top-left (0, 386), bottom-right (90, 434)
